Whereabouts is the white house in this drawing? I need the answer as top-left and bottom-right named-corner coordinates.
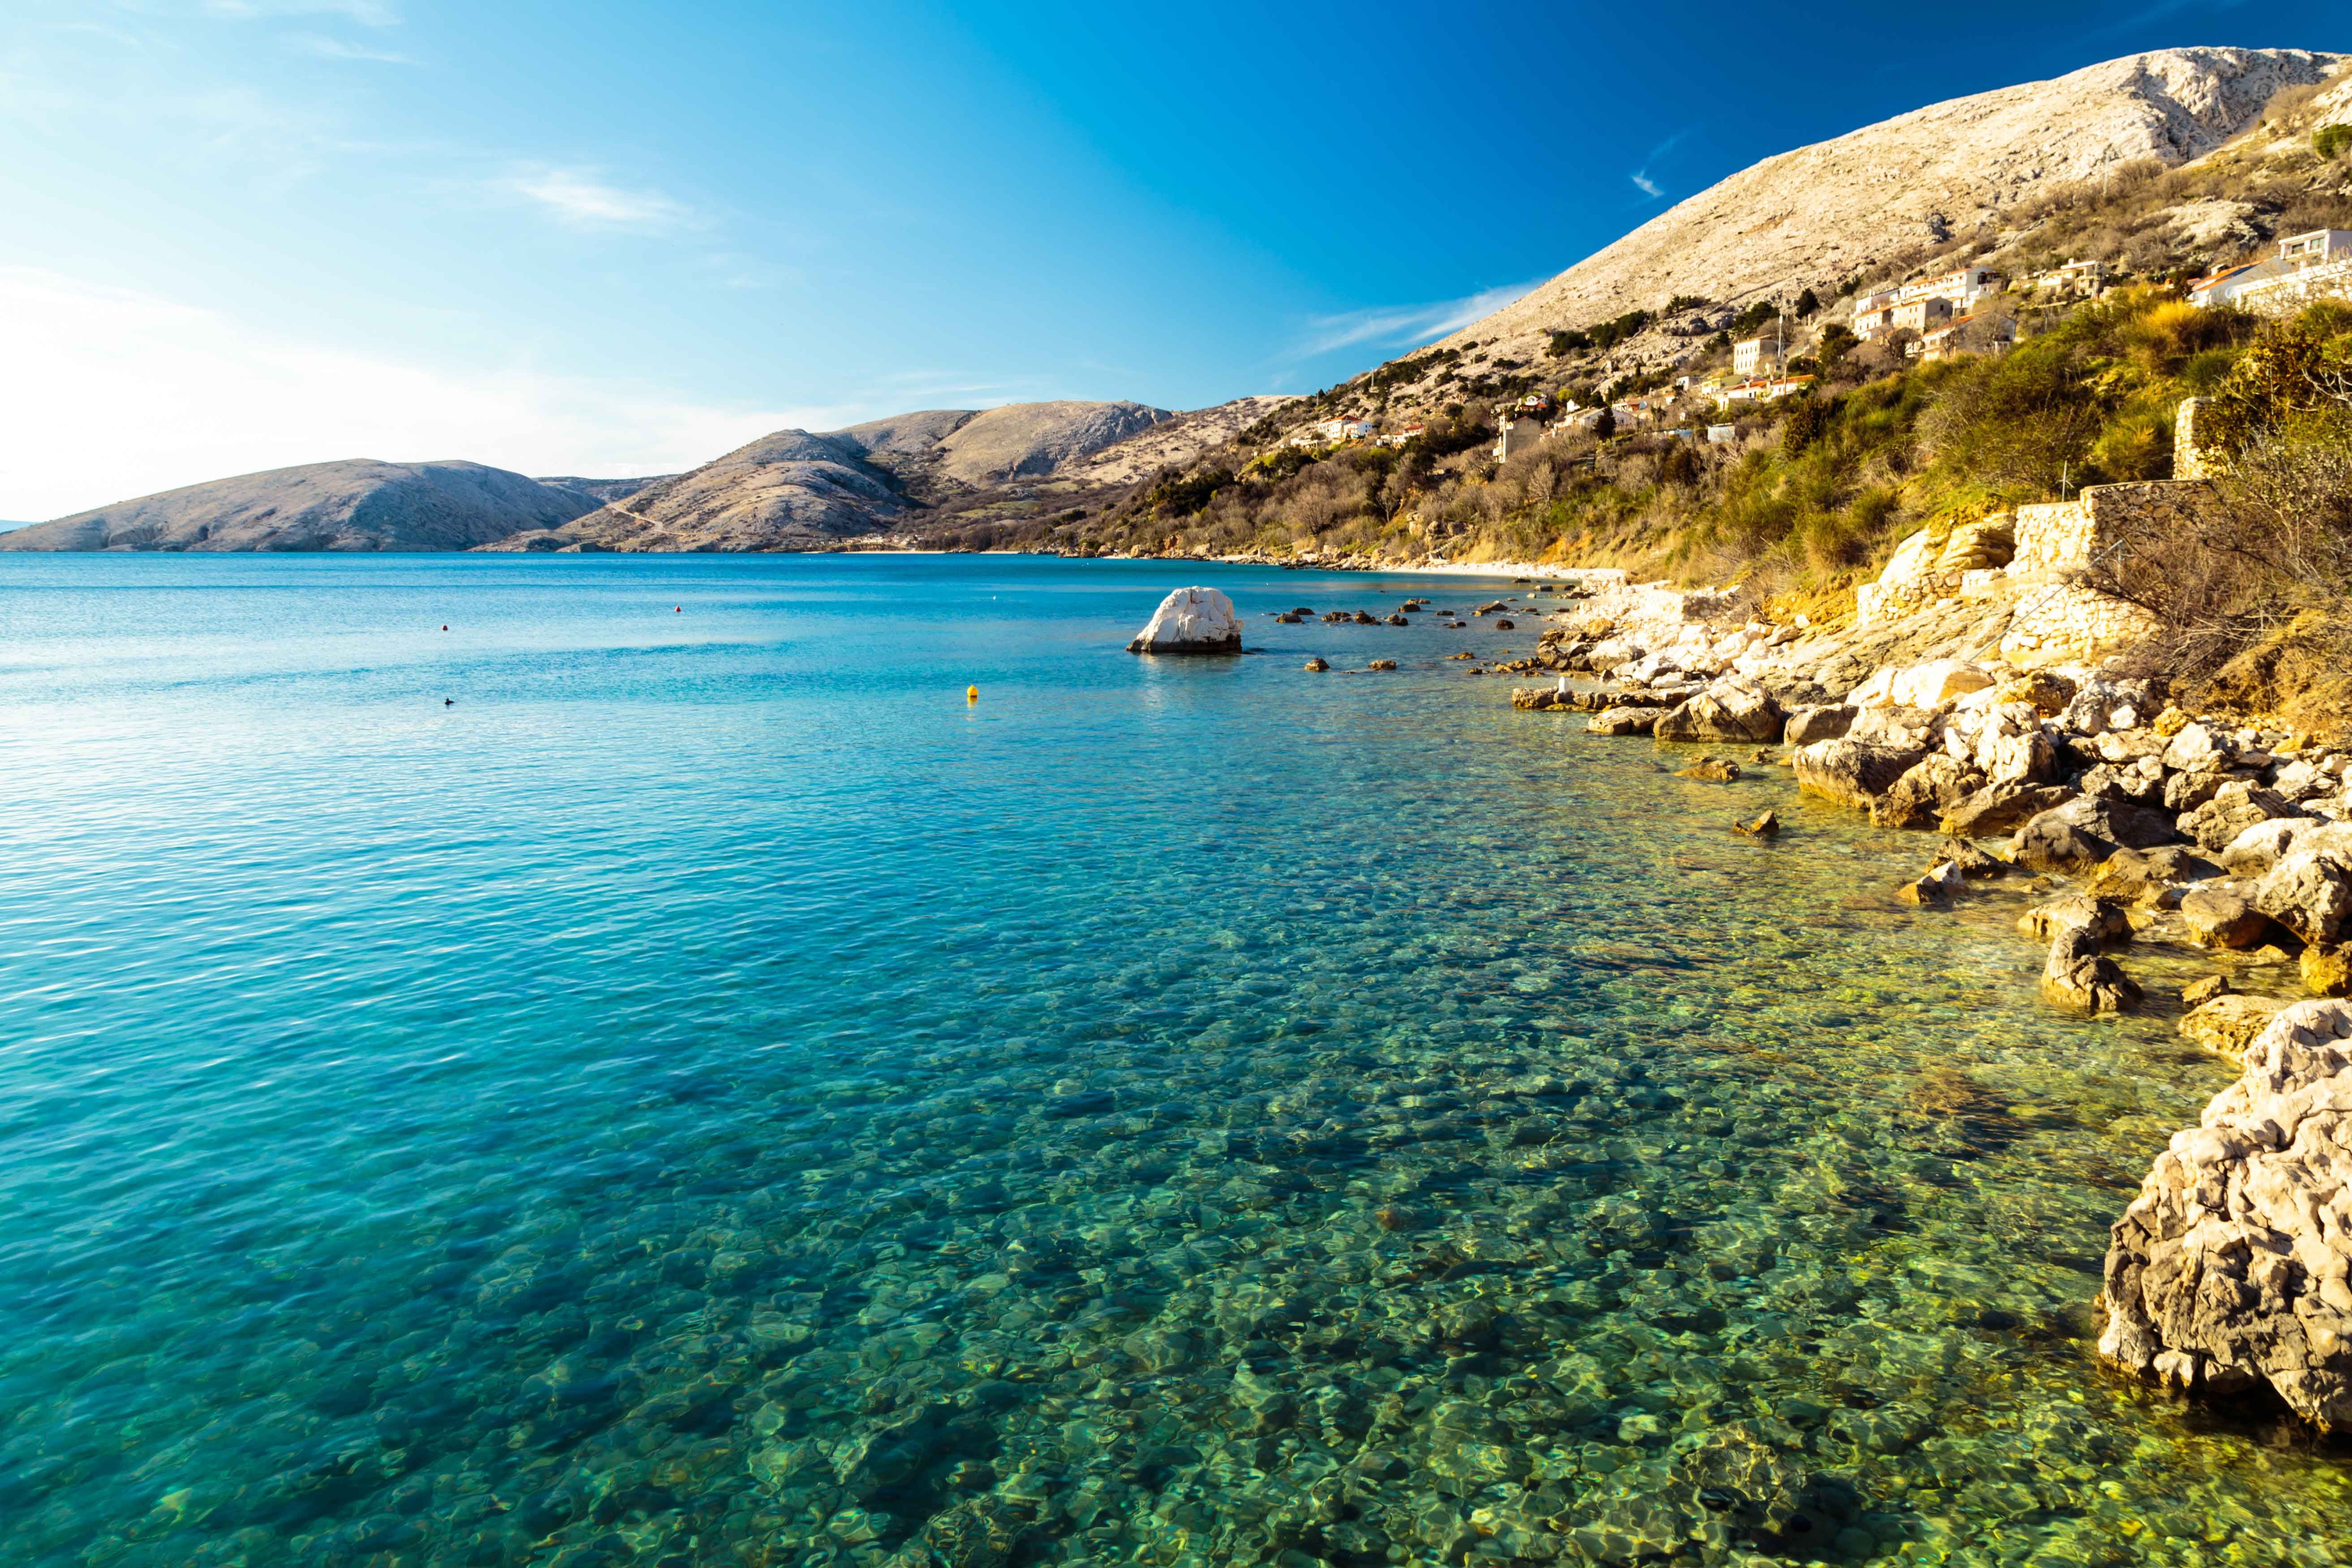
top-left (1851, 301), bottom-right (1901, 340)
top-left (2193, 231), bottom-right (2352, 314)
top-left (1897, 266), bottom-right (2000, 309)
top-left (2279, 229), bottom-right (2352, 264)
top-left (1891, 296), bottom-right (1954, 333)
top-left (1732, 335), bottom-right (1782, 375)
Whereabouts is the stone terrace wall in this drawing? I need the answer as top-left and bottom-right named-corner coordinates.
top-left (2012, 480), bottom-right (2216, 577)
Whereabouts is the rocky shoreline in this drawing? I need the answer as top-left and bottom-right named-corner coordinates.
top-left (1478, 561), bottom-right (2352, 1434)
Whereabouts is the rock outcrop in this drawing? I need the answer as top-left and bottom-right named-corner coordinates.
top-left (1128, 587), bottom-right (1242, 655)
top-left (2102, 1001), bottom-right (2352, 1426)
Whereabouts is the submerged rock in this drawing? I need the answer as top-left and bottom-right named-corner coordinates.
top-left (1897, 862), bottom-right (1964, 905)
top-left (1675, 756), bottom-right (1742, 782)
top-left (2041, 926), bottom-right (2141, 1014)
top-left (1734, 809), bottom-right (1780, 837)
top-left (1587, 705), bottom-right (1670, 736)
top-left (1128, 586), bottom-right (1242, 654)
top-left (2180, 994), bottom-right (2285, 1060)
top-left (2102, 1000), bottom-right (2352, 1427)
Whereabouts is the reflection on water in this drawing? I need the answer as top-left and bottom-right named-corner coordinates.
top-left (0, 554), bottom-right (2344, 1567)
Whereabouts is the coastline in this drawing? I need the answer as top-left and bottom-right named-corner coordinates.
top-left (1478, 558), bottom-right (2352, 1432)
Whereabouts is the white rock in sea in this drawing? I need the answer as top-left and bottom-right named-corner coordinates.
top-left (1127, 586), bottom-right (1242, 654)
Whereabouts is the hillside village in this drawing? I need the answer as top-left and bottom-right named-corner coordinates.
top-left (1014, 52), bottom-right (2352, 648)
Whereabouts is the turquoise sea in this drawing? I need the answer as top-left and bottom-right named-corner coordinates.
top-left (1, 553), bottom-right (2345, 1568)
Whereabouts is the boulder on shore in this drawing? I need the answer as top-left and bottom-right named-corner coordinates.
top-left (1941, 782), bottom-right (2075, 839)
top-left (1782, 705), bottom-right (1856, 747)
top-left (1655, 681), bottom-right (1783, 743)
top-left (2254, 850), bottom-right (2352, 947)
top-left (1792, 739), bottom-right (1926, 812)
top-left (1128, 587), bottom-right (1243, 654)
top-left (1871, 755), bottom-right (1986, 830)
top-left (2012, 797), bottom-right (2178, 874)
top-left (2101, 1000), bottom-right (2352, 1427)
top-left (2180, 887), bottom-right (2274, 950)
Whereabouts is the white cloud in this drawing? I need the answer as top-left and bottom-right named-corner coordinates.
top-left (1292, 281), bottom-right (1545, 359)
top-left (502, 167), bottom-right (695, 231)
top-left (1628, 127), bottom-right (1693, 203)
top-left (286, 31), bottom-right (415, 63)
top-left (0, 268), bottom-right (852, 519)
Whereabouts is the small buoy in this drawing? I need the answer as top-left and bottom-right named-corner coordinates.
top-left (967, 685), bottom-right (978, 702)
top-left (675, 606), bottom-right (681, 613)
top-left (441, 624), bottom-right (448, 631)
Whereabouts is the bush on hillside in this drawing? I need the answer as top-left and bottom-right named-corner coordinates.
top-left (2315, 124), bottom-right (2352, 161)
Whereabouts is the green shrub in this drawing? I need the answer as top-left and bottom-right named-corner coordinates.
top-left (2315, 124), bottom-right (2352, 161)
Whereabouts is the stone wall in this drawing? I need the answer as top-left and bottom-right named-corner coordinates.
top-left (2012, 480), bottom-right (2217, 577)
top-left (2174, 396), bottom-right (2214, 482)
top-left (1849, 477), bottom-right (2218, 657)
top-left (1999, 580), bottom-right (2161, 663)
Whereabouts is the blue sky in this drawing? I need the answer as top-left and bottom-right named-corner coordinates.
top-left (0, 0), bottom-right (2343, 516)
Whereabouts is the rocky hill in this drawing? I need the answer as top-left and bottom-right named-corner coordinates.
top-left (494, 397), bottom-right (1286, 553)
top-left (535, 474), bottom-right (674, 508)
top-left (0, 460), bottom-right (609, 552)
top-left (1307, 47), bottom-right (2348, 416)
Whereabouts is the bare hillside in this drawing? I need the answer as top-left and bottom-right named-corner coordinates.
top-left (497, 398), bottom-right (1280, 553)
top-left (0, 460), bottom-right (602, 552)
top-left (1426, 47), bottom-right (2345, 374)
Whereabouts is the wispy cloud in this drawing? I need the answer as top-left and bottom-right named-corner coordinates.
top-left (2079, 0), bottom-right (2249, 43)
top-left (501, 167), bottom-right (696, 232)
top-left (200, 0), bottom-right (403, 25)
top-left (1292, 281), bottom-right (1545, 359)
top-left (1628, 126), bottom-right (1694, 202)
top-left (286, 31), bottom-right (415, 63)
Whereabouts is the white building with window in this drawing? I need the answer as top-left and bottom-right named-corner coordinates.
top-left (1732, 335), bottom-right (1782, 376)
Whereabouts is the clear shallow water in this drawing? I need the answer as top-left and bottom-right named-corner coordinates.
top-left (0, 552), bottom-right (2344, 1568)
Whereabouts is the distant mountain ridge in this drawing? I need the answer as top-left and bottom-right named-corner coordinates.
top-left (0, 460), bottom-right (614, 553)
top-left (488, 398), bottom-right (1289, 553)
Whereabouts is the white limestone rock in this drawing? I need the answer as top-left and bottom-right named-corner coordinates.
top-left (1127, 587), bottom-right (1243, 655)
top-left (2102, 1000), bottom-right (2352, 1426)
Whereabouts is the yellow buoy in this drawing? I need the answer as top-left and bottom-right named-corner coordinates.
top-left (967, 685), bottom-right (979, 702)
